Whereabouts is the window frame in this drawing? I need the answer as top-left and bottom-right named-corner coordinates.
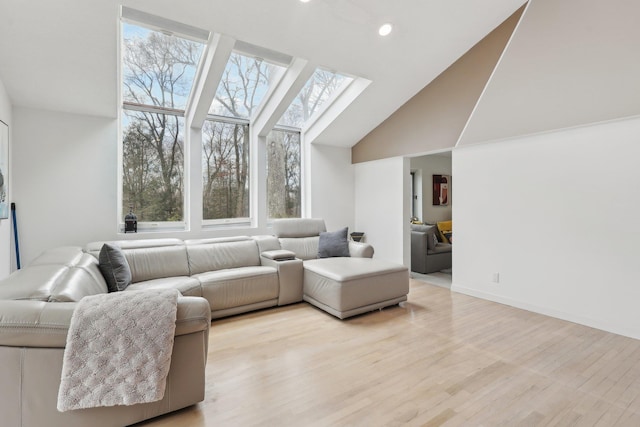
top-left (201, 115), bottom-right (252, 228)
top-left (118, 16), bottom-right (205, 233)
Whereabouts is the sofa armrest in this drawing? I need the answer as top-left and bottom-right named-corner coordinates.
top-left (261, 249), bottom-right (296, 261)
top-left (411, 231), bottom-right (428, 273)
top-left (260, 256), bottom-right (303, 305)
top-left (349, 241), bottom-right (374, 258)
top-left (0, 296), bottom-right (211, 349)
top-left (0, 300), bottom-right (74, 348)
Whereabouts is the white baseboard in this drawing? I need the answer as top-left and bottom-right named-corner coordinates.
top-left (451, 282), bottom-right (640, 341)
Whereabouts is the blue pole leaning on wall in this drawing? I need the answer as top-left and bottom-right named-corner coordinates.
top-left (11, 202), bottom-right (20, 270)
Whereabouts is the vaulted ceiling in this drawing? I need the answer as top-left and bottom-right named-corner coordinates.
top-left (0, 0), bottom-right (526, 147)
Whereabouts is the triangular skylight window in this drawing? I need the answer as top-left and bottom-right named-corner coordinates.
top-left (277, 69), bottom-right (352, 129)
top-left (209, 52), bottom-right (286, 119)
top-left (121, 22), bottom-right (204, 111)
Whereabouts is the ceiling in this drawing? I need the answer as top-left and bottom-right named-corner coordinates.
top-left (0, 0), bottom-right (526, 147)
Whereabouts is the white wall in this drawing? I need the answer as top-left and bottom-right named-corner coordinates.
top-left (410, 154), bottom-right (452, 224)
top-left (452, 115), bottom-right (640, 340)
top-left (354, 157), bottom-right (410, 266)
top-left (308, 144), bottom-right (354, 231)
top-left (13, 108), bottom-right (118, 265)
top-left (0, 78), bottom-right (12, 278)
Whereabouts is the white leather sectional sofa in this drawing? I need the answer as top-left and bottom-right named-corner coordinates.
top-left (0, 219), bottom-right (409, 426)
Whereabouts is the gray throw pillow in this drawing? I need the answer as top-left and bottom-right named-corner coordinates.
top-left (431, 232), bottom-right (439, 249)
top-left (98, 243), bottom-right (132, 292)
top-left (426, 229), bottom-right (438, 251)
top-left (318, 227), bottom-right (350, 258)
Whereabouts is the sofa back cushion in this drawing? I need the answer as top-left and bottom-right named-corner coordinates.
top-left (272, 218), bottom-right (326, 238)
top-left (279, 236), bottom-right (320, 261)
top-left (0, 247), bottom-right (108, 302)
top-left (49, 254), bottom-right (110, 302)
top-left (186, 238), bottom-right (260, 274)
top-left (85, 239), bottom-right (190, 284)
top-left (125, 245), bottom-right (190, 283)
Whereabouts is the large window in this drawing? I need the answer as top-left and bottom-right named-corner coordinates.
top-left (120, 21), bottom-right (204, 225)
top-left (122, 111), bottom-right (185, 222)
top-left (202, 120), bottom-right (250, 221)
top-left (202, 51), bottom-right (285, 222)
top-left (267, 129), bottom-right (301, 219)
top-left (119, 10), bottom-right (365, 232)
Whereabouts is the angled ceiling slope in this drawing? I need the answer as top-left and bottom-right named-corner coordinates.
top-left (459, 0), bottom-right (640, 146)
top-left (352, 5), bottom-right (525, 164)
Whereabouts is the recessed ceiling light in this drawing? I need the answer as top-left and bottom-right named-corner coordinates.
top-left (300, 0), bottom-right (311, 3)
top-left (378, 23), bottom-right (393, 36)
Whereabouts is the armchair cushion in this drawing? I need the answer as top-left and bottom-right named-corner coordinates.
top-left (318, 227), bottom-right (350, 258)
top-left (411, 224), bottom-right (438, 250)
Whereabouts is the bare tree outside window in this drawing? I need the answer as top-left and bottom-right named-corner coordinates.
top-left (265, 68), bottom-right (346, 219)
top-left (267, 129), bottom-right (301, 218)
top-left (203, 52), bottom-right (286, 221)
top-left (278, 69), bottom-right (347, 128)
top-left (121, 23), bottom-right (203, 223)
top-left (202, 121), bottom-right (249, 220)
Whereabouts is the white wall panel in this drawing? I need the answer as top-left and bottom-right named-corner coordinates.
top-left (309, 144), bottom-right (355, 232)
top-left (453, 115), bottom-right (640, 339)
top-left (354, 157), bottom-right (410, 266)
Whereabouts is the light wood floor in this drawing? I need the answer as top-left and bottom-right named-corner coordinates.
top-left (137, 279), bottom-right (640, 426)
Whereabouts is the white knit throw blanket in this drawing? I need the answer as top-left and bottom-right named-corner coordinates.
top-left (57, 289), bottom-right (179, 412)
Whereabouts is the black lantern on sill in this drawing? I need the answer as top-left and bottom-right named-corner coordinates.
top-left (124, 206), bottom-right (137, 233)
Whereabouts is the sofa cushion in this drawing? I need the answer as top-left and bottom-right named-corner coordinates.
top-left (186, 239), bottom-right (260, 275)
top-left (280, 236), bottom-right (320, 261)
top-left (98, 244), bottom-right (132, 292)
top-left (318, 227), bottom-right (350, 258)
top-left (273, 218), bottom-right (326, 238)
top-left (411, 224), bottom-right (440, 250)
top-left (194, 267), bottom-right (279, 311)
top-left (125, 276), bottom-right (202, 297)
top-left (428, 242), bottom-right (453, 255)
top-left (0, 265), bottom-right (68, 301)
top-left (410, 224), bottom-right (431, 233)
top-left (125, 245), bottom-right (190, 283)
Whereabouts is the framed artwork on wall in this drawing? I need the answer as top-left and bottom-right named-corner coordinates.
top-left (432, 174), bottom-right (450, 206)
top-left (0, 120), bottom-right (8, 219)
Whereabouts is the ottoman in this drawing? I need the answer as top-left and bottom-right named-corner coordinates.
top-left (302, 257), bottom-right (409, 319)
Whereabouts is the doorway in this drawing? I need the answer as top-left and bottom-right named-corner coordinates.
top-left (408, 151), bottom-right (452, 288)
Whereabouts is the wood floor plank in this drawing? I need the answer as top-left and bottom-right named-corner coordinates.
top-left (135, 279), bottom-right (640, 427)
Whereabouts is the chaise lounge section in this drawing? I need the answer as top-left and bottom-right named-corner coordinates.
top-left (269, 218), bottom-right (410, 319)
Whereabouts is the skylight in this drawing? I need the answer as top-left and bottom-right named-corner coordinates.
top-left (122, 23), bottom-right (205, 110)
top-left (277, 69), bottom-right (352, 129)
top-left (209, 52), bottom-right (286, 119)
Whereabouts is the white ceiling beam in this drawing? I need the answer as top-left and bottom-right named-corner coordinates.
top-left (252, 57), bottom-right (316, 138)
top-left (185, 33), bottom-right (235, 129)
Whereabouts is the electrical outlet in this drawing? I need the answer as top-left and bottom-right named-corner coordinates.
top-left (492, 272), bottom-right (500, 283)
